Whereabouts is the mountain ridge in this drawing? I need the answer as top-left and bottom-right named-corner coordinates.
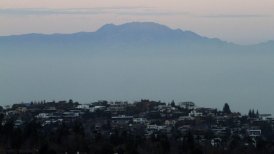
top-left (0, 22), bottom-right (273, 53)
top-left (0, 22), bottom-right (226, 43)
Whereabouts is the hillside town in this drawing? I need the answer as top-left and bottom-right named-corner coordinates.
top-left (0, 99), bottom-right (274, 154)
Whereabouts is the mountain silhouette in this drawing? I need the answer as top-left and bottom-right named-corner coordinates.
top-left (0, 22), bottom-right (272, 53)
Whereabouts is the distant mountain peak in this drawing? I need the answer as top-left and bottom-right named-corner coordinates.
top-left (93, 21), bottom-right (214, 44)
top-left (119, 21), bottom-right (172, 29)
top-left (97, 23), bottom-right (117, 32)
top-left (1, 21), bottom-right (252, 50)
top-left (96, 22), bottom-right (174, 34)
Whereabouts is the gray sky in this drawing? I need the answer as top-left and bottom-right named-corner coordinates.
top-left (1, 0), bottom-right (274, 44)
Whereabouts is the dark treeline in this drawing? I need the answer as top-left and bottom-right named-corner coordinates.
top-left (1, 117), bottom-right (274, 154)
top-left (0, 100), bottom-right (274, 154)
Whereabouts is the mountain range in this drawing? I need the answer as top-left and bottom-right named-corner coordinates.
top-left (1, 22), bottom-right (272, 54)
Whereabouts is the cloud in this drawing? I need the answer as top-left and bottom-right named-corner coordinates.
top-left (0, 8), bottom-right (105, 15)
top-left (202, 14), bottom-right (271, 18)
top-left (0, 7), bottom-right (187, 16)
top-left (116, 10), bottom-right (188, 16)
top-left (3, 7), bottom-right (266, 19)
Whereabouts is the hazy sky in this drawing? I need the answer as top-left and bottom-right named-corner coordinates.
top-left (1, 0), bottom-right (274, 44)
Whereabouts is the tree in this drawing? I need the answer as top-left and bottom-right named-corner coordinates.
top-left (171, 100), bottom-right (175, 107)
top-left (248, 109), bottom-right (257, 118)
top-left (248, 109), bottom-right (252, 117)
top-left (256, 110), bottom-right (259, 118)
top-left (223, 103), bottom-right (231, 114)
